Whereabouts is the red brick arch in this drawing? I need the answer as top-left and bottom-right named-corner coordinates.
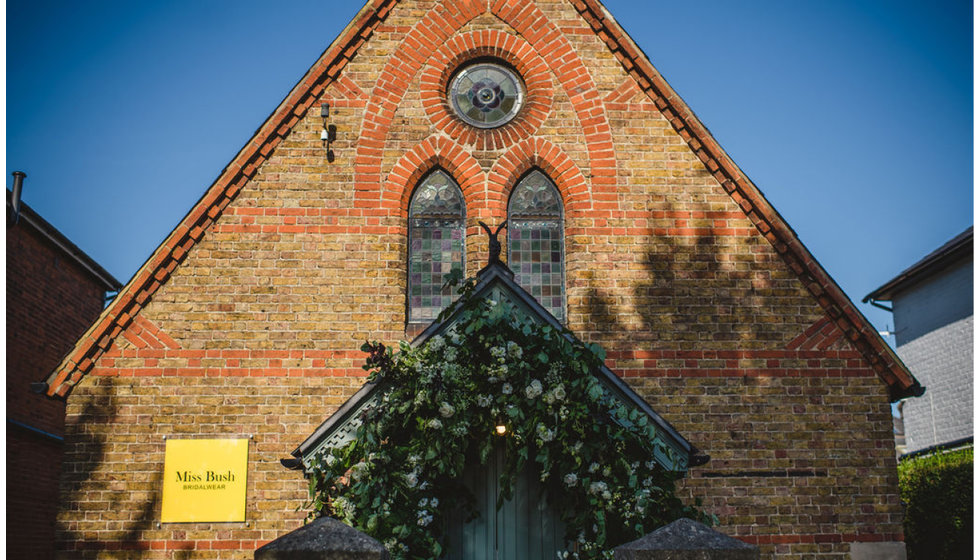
top-left (354, 0), bottom-right (617, 212)
top-left (487, 137), bottom-right (589, 217)
top-left (386, 135), bottom-right (485, 219)
top-left (420, 29), bottom-right (554, 151)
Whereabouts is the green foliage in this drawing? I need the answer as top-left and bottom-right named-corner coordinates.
top-left (898, 446), bottom-right (972, 560)
top-left (306, 280), bottom-right (704, 559)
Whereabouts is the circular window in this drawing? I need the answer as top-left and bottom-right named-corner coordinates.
top-left (449, 63), bottom-right (525, 128)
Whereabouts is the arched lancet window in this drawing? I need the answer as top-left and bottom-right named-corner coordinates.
top-left (508, 169), bottom-right (565, 322)
top-left (408, 170), bottom-right (466, 323)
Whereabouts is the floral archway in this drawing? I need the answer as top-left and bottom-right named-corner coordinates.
top-left (305, 268), bottom-right (708, 560)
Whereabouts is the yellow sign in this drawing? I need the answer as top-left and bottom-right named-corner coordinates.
top-left (161, 438), bottom-right (248, 523)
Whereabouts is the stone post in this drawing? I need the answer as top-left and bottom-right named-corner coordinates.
top-left (613, 518), bottom-right (759, 560)
top-left (255, 517), bottom-right (389, 560)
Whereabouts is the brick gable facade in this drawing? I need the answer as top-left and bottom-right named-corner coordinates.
top-left (47, 1), bottom-right (914, 558)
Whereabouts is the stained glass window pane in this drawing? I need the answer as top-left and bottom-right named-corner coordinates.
top-left (508, 171), bottom-right (564, 322)
top-left (450, 63), bottom-right (524, 129)
top-left (409, 171), bottom-right (465, 322)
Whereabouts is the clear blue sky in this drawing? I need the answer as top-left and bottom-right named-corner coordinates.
top-left (6, 0), bottom-right (973, 340)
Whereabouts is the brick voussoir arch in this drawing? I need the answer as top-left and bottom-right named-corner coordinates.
top-left (356, 0), bottom-right (617, 206)
top-left (354, 3), bottom-right (483, 206)
top-left (420, 29), bottom-right (555, 151)
top-left (488, 137), bottom-right (587, 215)
top-left (389, 135), bottom-right (485, 218)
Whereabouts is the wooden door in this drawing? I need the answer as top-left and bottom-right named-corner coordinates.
top-left (444, 447), bottom-right (565, 560)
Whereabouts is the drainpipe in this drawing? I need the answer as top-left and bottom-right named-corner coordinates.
top-left (9, 171), bottom-right (26, 225)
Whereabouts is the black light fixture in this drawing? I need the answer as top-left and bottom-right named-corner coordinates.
top-left (320, 104), bottom-right (336, 162)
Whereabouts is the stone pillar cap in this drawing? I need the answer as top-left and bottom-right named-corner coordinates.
top-left (255, 517), bottom-right (389, 560)
top-left (614, 518), bottom-right (758, 560)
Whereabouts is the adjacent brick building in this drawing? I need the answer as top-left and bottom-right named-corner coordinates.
top-left (7, 187), bottom-right (122, 559)
top-left (865, 227), bottom-right (973, 455)
top-left (39, 1), bottom-right (922, 558)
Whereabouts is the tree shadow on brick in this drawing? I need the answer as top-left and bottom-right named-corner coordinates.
top-left (57, 380), bottom-right (163, 557)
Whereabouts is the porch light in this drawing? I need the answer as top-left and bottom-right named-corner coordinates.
top-left (495, 424), bottom-right (507, 436)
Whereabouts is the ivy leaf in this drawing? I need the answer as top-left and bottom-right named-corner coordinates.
top-left (589, 343), bottom-right (607, 362)
top-left (587, 383), bottom-right (604, 402)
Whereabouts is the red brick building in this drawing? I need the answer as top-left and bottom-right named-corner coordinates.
top-left (7, 188), bottom-right (121, 559)
top-left (40, 1), bottom-right (920, 558)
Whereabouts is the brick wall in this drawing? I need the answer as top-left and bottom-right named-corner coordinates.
top-left (55, 1), bottom-right (905, 558)
top-left (7, 218), bottom-right (111, 559)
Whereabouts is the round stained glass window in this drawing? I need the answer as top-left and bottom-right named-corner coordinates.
top-left (449, 63), bottom-right (525, 128)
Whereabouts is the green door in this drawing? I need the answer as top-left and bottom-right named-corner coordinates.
top-left (445, 448), bottom-right (565, 560)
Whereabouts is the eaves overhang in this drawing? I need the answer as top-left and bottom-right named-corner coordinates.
top-left (864, 226), bottom-right (973, 303)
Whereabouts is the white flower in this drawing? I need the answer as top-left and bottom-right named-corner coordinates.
top-left (438, 402), bottom-right (456, 418)
top-left (588, 481), bottom-right (608, 495)
top-left (428, 335), bottom-right (445, 352)
top-left (564, 473), bottom-right (578, 487)
top-left (444, 347), bottom-right (458, 362)
top-left (490, 346), bottom-right (506, 361)
top-left (417, 510), bottom-right (433, 527)
top-left (602, 490), bottom-right (612, 500)
top-left (408, 454), bottom-right (421, 465)
top-left (428, 418), bottom-right (443, 430)
top-left (502, 383), bottom-right (513, 395)
top-left (334, 496), bottom-right (356, 519)
top-left (418, 498), bottom-right (428, 507)
top-left (536, 423), bottom-right (554, 442)
top-left (507, 341), bottom-right (523, 359)
top-left (430, 497), bottom-right (439, 508)
top-left (553, 384), bottom-right (566, 401)
top-left (525, 379), bottom-right (543, 399)
top-left (350, 461), bottom-right (369, 482)
top-left (588, 462), bottom-right (599, 473)
top-left (477, 394), bottom-right (492, 407)
top-left (405, 472), bottom-right (418, 488)
top-left (602, 466), bottom-right (612, 477)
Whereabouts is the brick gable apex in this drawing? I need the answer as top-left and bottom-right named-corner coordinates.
top-left (41, 0), bottom-right (919, 400)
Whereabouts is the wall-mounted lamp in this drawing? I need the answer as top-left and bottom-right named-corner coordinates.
top-left (495, 423), bottom-right (507, 436)
top-left (320, 103), bottom-right (336, 162)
